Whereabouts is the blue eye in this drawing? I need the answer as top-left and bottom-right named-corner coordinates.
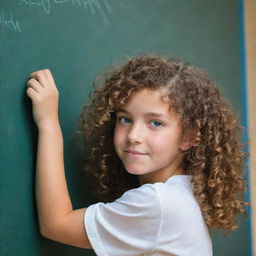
top-left (119, 117), bottom-right (131, 124)
top-left (150, 120), bottom-right (163, 127)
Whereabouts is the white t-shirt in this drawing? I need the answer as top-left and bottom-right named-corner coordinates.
top-left (84, 175), bottom-right (213, 256)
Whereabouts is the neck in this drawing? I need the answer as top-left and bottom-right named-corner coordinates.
top-left (138, 166), bottom-right (185, 185)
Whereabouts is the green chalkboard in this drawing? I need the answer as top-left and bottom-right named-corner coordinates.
top-left (0, 0), bottom-right (251, 255)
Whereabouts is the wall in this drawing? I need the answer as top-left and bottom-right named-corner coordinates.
top-left (0, 0), bottom-right (252, 255)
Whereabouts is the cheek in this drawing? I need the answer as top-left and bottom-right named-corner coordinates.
top-left (113, 126), bottom-right (124, 147)
top-left (151, 132), bottom-right (181, 153)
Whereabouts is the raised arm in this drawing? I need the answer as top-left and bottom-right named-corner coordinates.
top-left (27, 69), bottom-right (92, 249)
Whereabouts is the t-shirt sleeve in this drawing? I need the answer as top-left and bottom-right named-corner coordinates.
top-left (84, 184), bottom-right (162, 256)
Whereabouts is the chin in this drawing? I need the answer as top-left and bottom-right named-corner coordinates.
top-left (124, 165), bottom-right (148, 176)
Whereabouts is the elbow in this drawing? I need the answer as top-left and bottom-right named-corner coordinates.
top-left (38, 221), bottom-right (56, 240)
top-left (39, 223), bottom-right (51, 238)
top-left (38, 219), bottom-right (67, 244)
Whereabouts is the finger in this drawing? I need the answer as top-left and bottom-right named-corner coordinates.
top-left (27, 78), bottom-right (43, 93)
top-left (30, 69), bottom-right (48, 79)
top-left (26, 86), bottom-right (39, 100)
top-left (30, 69), bottom-right (53, 88)
top-left (44, 69), bottom-right (55, 85)
top-left (30, 70), bottom-right (40, 79)
top-left (30, 71), bottom-right (49, 88)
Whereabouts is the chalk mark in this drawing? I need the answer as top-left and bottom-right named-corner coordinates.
top-left (20, 0), bottom-right (51, 14)
top-left (0, 11), bottom-right (22, 32)
top-left (19, 0), bottom-right (113, 25)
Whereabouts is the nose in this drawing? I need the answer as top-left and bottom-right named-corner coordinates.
top-left (127, 123), bottom-right (144, 144)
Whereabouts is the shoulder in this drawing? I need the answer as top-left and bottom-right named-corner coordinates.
top-left (99, 183), bottom-right (162, 218)
top-left (116, 178), bottom-right (195, 210)
top-left (151, 179), bottom-right (204, 222)
top-left (85, 184), bottom-right (163, 255)
top-left (117, 183), bottom-right (160, 204)
top-left (87, 183), bottom-right (162, 224)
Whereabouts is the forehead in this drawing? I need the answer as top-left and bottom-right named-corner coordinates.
top-left (130, 88), bottom-right (168, 103)
top-left (117, 89), bottom-right (174, 115)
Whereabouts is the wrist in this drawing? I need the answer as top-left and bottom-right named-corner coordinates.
top-left (37, 119), bottom-right (61, 132)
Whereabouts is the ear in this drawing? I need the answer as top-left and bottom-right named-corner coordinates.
top-left (180, 132), bottom-right (194, 151)
top-left (180, 141), bottom-right (193, 151)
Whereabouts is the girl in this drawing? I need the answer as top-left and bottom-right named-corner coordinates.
top-left (26, 55), bottom-right (248, 255)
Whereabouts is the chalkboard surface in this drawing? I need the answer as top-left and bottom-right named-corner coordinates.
top-left (0, 0), bottom-right (251, 255)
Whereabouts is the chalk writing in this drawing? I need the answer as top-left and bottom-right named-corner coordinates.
top-left (19, 0), bottom-right (112, 25)
top-left (19, 0), bottom-right (51, 14)
top-left (0, 11), bottom-right (21, 32)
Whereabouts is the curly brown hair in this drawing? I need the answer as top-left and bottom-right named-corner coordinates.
top-left (79, 54), bottom-right (249, 232)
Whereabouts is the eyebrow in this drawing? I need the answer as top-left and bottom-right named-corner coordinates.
top-left (116, 109), bottom-right (169, 119)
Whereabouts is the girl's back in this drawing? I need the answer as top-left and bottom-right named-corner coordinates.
top-left (85, 175), bottom-right (212, 256)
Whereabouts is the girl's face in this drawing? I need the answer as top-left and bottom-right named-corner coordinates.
top-left (114, 89), bottom-right (192, 185)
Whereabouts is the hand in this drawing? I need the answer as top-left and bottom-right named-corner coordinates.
top-left (27, 69), bottom-right (59, 129)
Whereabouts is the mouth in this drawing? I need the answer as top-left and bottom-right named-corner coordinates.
top-left (123, 149), bottom-right (148, 156)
